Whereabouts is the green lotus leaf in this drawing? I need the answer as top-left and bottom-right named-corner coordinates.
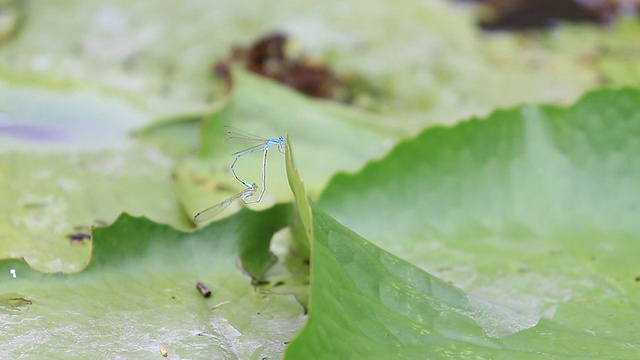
top-left (0, 208), bottom-right (305, 359)
top-left (312, 88), bottom-right (640, 356)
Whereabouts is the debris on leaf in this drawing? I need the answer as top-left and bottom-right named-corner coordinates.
top-left (463, 0), bottom-right (638, 31)
top-left (212, 32), bottom-right (384, 107)
top-left (195, 281), bottom-right (211, 298)
top-left (211, 300), bottom-right (230, 310)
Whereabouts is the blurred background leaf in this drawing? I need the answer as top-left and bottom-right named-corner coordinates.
top-left (2, 0), bottom-right (640, 358)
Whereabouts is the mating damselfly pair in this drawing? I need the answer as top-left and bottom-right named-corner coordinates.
top-left (193, 126), bottom-right (285, 223)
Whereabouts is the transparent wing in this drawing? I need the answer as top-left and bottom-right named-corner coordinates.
top-left (223, 126), bottom-right (267, 144)
top-left (193, 184), bottom-right (257, 223)
top-left (193, 192), bottom-right (243, 223)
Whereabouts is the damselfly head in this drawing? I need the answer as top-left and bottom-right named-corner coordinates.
top-left (277, 137), bottom-right (286, 154)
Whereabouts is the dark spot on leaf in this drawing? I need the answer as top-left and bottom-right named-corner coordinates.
top-left (251, 278), bottom-right (270, 287)
top-left (9, 297), bottom-right (32, 307)
top-left (0, 296), bottom-right (33, 312)
top-left (634, 276), bottom-right (640, 282)
top-left (69, 221), bottom-right (106, 244)
top-left (67, 232), bottom-right (91, 244)
top-left (272, 281), bottom-right (285, 287)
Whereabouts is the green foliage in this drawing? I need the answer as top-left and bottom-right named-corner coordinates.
top-left (0, 209), bottom-right (303, 358)
top-left (314, 88), bottom-right (640, 357)
top-left (3, 1), bottom-right (640, 358)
